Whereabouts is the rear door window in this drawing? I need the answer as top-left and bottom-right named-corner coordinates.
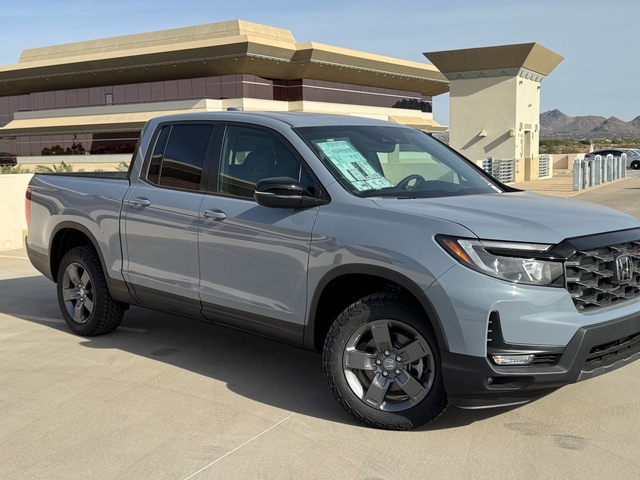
top-left (146, 124), bottom-right (215, 191)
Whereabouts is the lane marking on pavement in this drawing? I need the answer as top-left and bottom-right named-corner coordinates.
top-left (0, 254), bottom-right (28, 259)
top-left (14, 315), bottom-right (64, 324)
top-left (1, 328), bottom-right (46, 339)
top-left (182, 412), bottom-right (297, 480)
top-left (13, 315), bottom-right (147, 333)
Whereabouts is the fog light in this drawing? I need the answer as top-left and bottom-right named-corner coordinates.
top-left (491, 354), bottom-right (535, 366)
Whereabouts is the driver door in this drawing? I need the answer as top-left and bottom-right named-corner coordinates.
top-left (197, 124), bottom-right (322, 342)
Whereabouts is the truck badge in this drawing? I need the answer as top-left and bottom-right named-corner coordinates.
top-left (616, 254), bottom-right (634, 284)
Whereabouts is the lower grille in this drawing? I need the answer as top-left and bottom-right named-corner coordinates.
top-left (584, 331), bottom-right (640, 370)
top-left (531, 354), bottom-right (560, 366)
top-left (565, 241), bottom-right (640, 311)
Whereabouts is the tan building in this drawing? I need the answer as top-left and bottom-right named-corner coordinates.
top-left (0, 20), bottom-right (447, 163)
top-left (425, 43), bottom-right (563, 182)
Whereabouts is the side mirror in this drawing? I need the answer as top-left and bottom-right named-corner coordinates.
top-left (254, 177), bottom-right (327, 208)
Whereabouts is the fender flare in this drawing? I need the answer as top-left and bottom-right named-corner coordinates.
top-left (304, 264), bottom-right (451, 352)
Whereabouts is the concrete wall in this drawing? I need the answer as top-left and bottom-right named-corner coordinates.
top-left (17, 154), bottom-right (130, 166)
top-left (0, 174), bottom-right (33, 251)
top-left (10, 154), bottom-right (131, 173)
top-left (449, 76), bottom-right (517, 163)
top-left (551, 153), bottom-right (586, 171)
top-left (448, 73), bottom-right (543, 182)
top-left (1, 156), bottom-right (130, 251)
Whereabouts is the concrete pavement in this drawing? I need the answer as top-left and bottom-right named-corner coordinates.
top-left (2, 177), bottom-right (640, 479)
top-left (513, 170), bottom-right (640, 220)
top-left (512, 172), bottom-right (581, 198)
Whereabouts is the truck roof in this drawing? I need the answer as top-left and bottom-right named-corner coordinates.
top-left (145, 111), bottom-right (404, 129)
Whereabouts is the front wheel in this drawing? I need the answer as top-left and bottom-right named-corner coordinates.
top-left (631, 161), bottom-right (640, 170)
top-left (57, 246), bottom-right (125, 336)
top-left (323, 293), bottom-right (447, 430)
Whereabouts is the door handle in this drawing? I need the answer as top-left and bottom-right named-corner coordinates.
top-left (130, 197), bottom-right (151, 207)
top-left (203, 209), bottom-right (227, 220)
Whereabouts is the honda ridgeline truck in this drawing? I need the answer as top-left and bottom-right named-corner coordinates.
top-left (26, 112), bottom-right (640, 429)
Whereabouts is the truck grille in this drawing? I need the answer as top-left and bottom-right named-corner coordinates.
top-left (565, 241), bottom-right (640, 311)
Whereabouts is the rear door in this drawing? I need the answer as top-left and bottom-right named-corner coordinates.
top-left (121, 122), bottom-right (216, 317)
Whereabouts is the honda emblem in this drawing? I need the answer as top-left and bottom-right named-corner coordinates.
top-left (616, 254), bottom-right (634, 284)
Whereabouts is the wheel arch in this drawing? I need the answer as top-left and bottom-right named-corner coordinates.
top-left (49, 222), bottom-right (134, 304)
top-left (50, 223), bottom-right (99, 279)
top-left (304, 265), bottom-right (449, 353)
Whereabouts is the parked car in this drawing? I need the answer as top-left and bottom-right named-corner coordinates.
top-left (0, 152), bottom-right (17, 166)
top-left (25, 112), bottom-right (640, 430)
top-left (584, 148), bottom-right (640, 169)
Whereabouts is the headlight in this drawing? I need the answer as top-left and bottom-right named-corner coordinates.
top-left (437, 236), bottom-right (564, 287)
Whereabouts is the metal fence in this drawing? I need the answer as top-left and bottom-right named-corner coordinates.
top-left (482, 156), bottom-right (551, 183)
top-left (481, 157), bottom-right (515, 183)
top-left (538, 154), bottom-right (550, 178)
top-left (572, 154), bottom-right (626, 191)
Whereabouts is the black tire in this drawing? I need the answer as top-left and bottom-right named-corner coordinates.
top-left (631, 161), bottom-right (640, 170)
top-left (323, 293), bottom-right (447, 430)
top-left (56, 246), bottom-right (125, 336)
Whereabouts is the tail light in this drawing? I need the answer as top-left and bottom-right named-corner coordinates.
top-left (25, 186), bottom-right (32, 226)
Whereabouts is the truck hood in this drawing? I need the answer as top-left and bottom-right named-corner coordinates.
top-left (373, 191), bottom-right (640, 244)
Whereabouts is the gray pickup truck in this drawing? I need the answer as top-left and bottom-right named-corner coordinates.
top-left (26, 112), bottom-right (640, 430)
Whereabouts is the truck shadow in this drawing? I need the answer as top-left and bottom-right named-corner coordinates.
top-left (0, 275), bottom-right (517, 431)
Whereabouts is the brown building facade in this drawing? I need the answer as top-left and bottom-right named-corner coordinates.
top-left (0, 20), bottom-right (448, 162)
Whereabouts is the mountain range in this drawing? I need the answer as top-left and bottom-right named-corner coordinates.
top-left (540, 110), bottom-right (640, 138)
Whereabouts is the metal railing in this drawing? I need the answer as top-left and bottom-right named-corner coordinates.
top-left (538, 154), bottom-right (550, 178)
top-left (482, 157), bottom-right (515, 183)
top-left (572, 154), bottom-right (626, 191)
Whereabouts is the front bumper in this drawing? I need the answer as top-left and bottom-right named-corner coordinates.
top-left (443, 310), bottom-right (640, 408)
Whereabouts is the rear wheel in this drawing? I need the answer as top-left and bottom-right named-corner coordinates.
top-left (631, 161), bottom-right (640, 170)
top-left (57, 246), bottom-right (125, 336)
top-left (323, 293), bottom-right (447, 430)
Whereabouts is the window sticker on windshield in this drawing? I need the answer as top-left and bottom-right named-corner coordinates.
top-left (314, 139), bottom-right (394, 191)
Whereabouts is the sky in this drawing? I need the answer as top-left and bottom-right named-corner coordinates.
top-left (1, 0), bottom-right (638, 126)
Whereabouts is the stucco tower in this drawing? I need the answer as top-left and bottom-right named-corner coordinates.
top-left (424, 43), bottom-right (563, 181)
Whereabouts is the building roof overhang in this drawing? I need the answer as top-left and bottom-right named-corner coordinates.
top-left (388, 115), bottom-right (448, 131)
top-left (0, 99), bottom-right (448, 136)
top-left (0, 99), bottom-right (215, 136)
top-left (1, 112), bottom-right (172, 136)
top-left (424, 43), bottom-right (563, 78)
top-left (0, 20), bottom-right (449, 97)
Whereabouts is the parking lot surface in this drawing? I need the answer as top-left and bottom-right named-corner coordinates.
top-left (2, 176), bottom-right (640, 479)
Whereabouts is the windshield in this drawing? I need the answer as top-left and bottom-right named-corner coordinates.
top-left (295, 125), bottom-right (504, 198)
